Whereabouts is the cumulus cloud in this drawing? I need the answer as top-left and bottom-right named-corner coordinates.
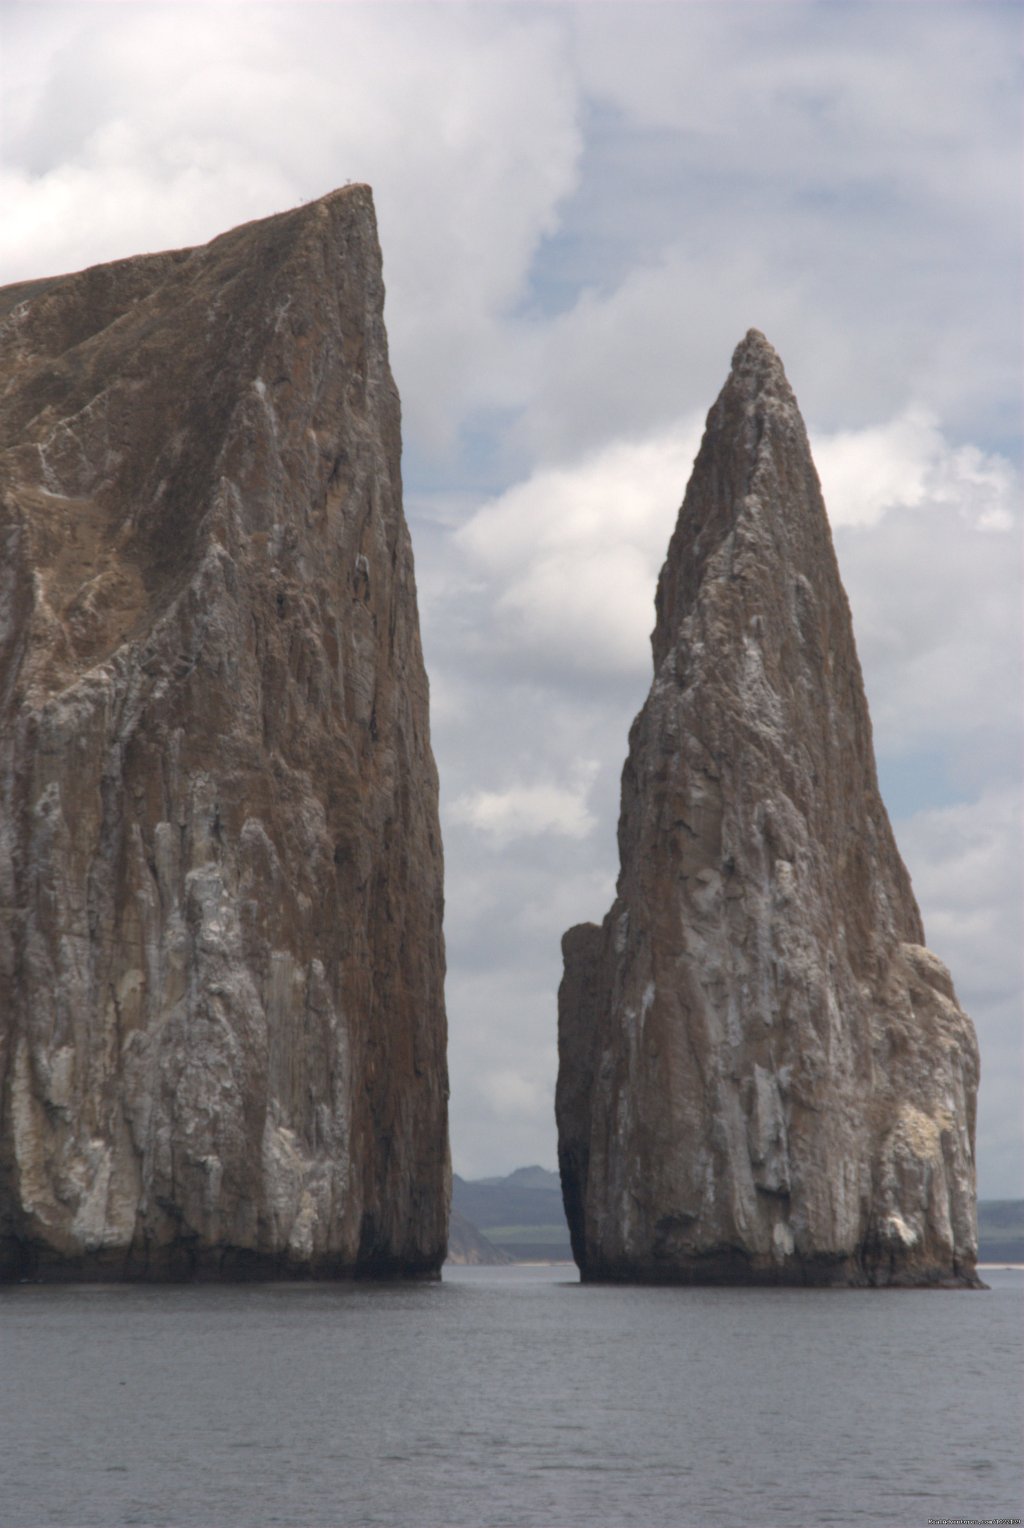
top-left (815, 408), bottom-right (1017, 530)
top-left (479, 1068), bottom-right (549, 1121)
top-left (508, 4), bottom-right (1021, 458)
top-left (454, 427), bottom-right (701, 678)
top-left (449, 763), bottom-right (599, 847)
top-left (827, 431), bottom-right (1021, 774)
top-left (512, 251), bottom-right (802, 465)
top-left (574, 1), bottom-right (1019, 217)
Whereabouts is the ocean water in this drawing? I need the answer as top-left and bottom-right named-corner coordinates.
top-left (1, 1264), bottom-right (1020, 1528)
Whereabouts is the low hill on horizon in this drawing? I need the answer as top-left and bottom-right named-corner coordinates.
top-left (977, 1199), bottom-right (1024, 1263)
top-left (469, 1165), bottom-right (561, 1191)
top-left (451, 1166), bottom-right (572, 1262)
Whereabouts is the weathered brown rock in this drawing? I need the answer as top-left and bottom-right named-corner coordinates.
top-left (556, 331), bottom-right (980, 1287)
top-left (0, 187), bottom-right (449, 1280)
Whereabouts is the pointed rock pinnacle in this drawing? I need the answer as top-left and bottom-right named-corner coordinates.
top-left (556, 334), bottom-right (980, 1288)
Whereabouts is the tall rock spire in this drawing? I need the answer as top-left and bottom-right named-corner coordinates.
top-left (556, 331), bottom-right (980, 1287)
top-left (0, 188), bottom-right (449, 1279)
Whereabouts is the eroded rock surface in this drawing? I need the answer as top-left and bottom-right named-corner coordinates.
top-left (556, 331), bottom-right (980, 1287)
top-left (0, 187), bottom-right (449, 1280)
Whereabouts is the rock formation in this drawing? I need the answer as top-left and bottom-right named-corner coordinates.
top-left (0, 187), bottom-right (449, 1280)
top-left (556, 331), bottom-right (980, 1288)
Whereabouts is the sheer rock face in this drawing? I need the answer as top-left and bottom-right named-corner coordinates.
top-left (557, 331), bottom-right (980, 1288)
top-left (0, 187), bottom-right (449, 1280)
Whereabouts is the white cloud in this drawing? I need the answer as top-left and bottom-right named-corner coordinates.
top-left (445, 960), bottom-right (562, 1176)
top-left (813, 409), bottom-right (941, 527)
top-left (455, 426), bottom-right (701, 677)
top-left (507, 4), bottom-right (1022, 457)
top-left (573, 2), bottom-right (1018, 223)
top-left (829, 431), bottom-right (1021, 771)
top-left (515, 251), bottom-right (804, 464)
top-left (479, 1068), bottom-right (549, 1120)
top-left (814, 408), bottom-right (1017, 530)
top-left (449, 763), bottom-right (599, 847)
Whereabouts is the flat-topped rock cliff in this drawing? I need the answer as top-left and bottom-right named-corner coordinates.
top-left (0, 187), bottom-right (449, 1279)
top-left (556, 331), bottom-right (980, 1288)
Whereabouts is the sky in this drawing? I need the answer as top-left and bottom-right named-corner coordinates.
top-left (2, 0), bottom-right (1021, 1198)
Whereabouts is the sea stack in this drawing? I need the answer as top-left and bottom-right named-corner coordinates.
top-left (556, 331), bottom-right (980, 1287)
top-left (0, 188), bottom-right (449, 1280)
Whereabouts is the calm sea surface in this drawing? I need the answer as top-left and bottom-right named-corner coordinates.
top-left (1, 1264), bottom-right (1021, 1528)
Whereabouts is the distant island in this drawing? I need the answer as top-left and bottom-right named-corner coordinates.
top-left (448, 1172), bottom-right (1022, 1269)
top-left (448, 1168), bottom-right (573, 1264)
top-left (975, 1201), bottom-right (1024, 1264)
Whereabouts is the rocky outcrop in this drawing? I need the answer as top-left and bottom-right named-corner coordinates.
top-left (0, 187), bottom-right (449, 1280)
top-left (556, 331), bottom-right (980, 1288)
